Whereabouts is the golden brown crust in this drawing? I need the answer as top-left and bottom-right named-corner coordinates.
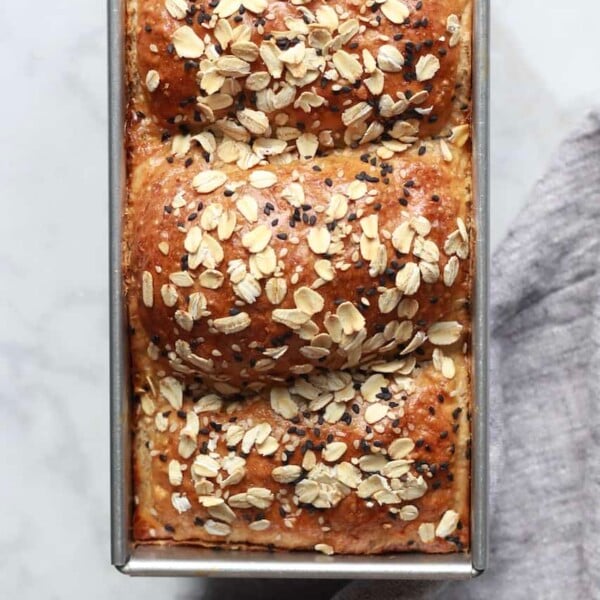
top-left (131, 0), bottom-right (470, 142)
top-left (125, 0), bottom-right (473, 556)
top-left (133, 359), bottom-right (470, 553)
top-left (126, 145), bottom-right (471, 391)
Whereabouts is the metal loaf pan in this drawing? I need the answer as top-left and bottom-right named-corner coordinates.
top-left (109, 0), bottom-right (489, 578)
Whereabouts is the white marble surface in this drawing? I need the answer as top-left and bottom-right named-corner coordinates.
top-left (1, 2), bottom-right (599, 598)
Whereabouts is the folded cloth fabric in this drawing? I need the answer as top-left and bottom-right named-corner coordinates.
top-left (333, 111), bottom-right (600, 600)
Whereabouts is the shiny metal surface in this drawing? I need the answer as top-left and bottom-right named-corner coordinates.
top-left (108, 0), bottom-right (131, 569)
top-left (121, 546), bottom-right (475, 579)
top-left (109, 0), bottom-right (489, 578)
top-left (471, 0), bottom-right (490, 575)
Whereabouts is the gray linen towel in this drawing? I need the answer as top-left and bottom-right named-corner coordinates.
top-left (200, 112), bottom-right (600, 600)
top-left (333, 111), bottom-right (600, 599)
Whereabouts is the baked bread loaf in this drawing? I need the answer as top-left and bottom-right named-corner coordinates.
top-left (125, 0), bottom-right (473, 555)
top-left (133, 357), bottom-right (470, 553)
top-left (133, 0), bottom-right (469, 140)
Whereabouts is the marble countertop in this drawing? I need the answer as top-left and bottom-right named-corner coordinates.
top-left (1, 1), bottom-right (598, 598)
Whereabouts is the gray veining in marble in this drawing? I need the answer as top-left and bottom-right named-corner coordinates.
top-left (1, 1), bottom-right (599, 598)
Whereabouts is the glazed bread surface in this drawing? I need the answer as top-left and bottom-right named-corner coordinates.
top-left (125, 0), bottom-right (473, 555)
top-left (133, 357), bottom-right (471, 554)
top-left (133, 0), bottom-right (470, 140)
